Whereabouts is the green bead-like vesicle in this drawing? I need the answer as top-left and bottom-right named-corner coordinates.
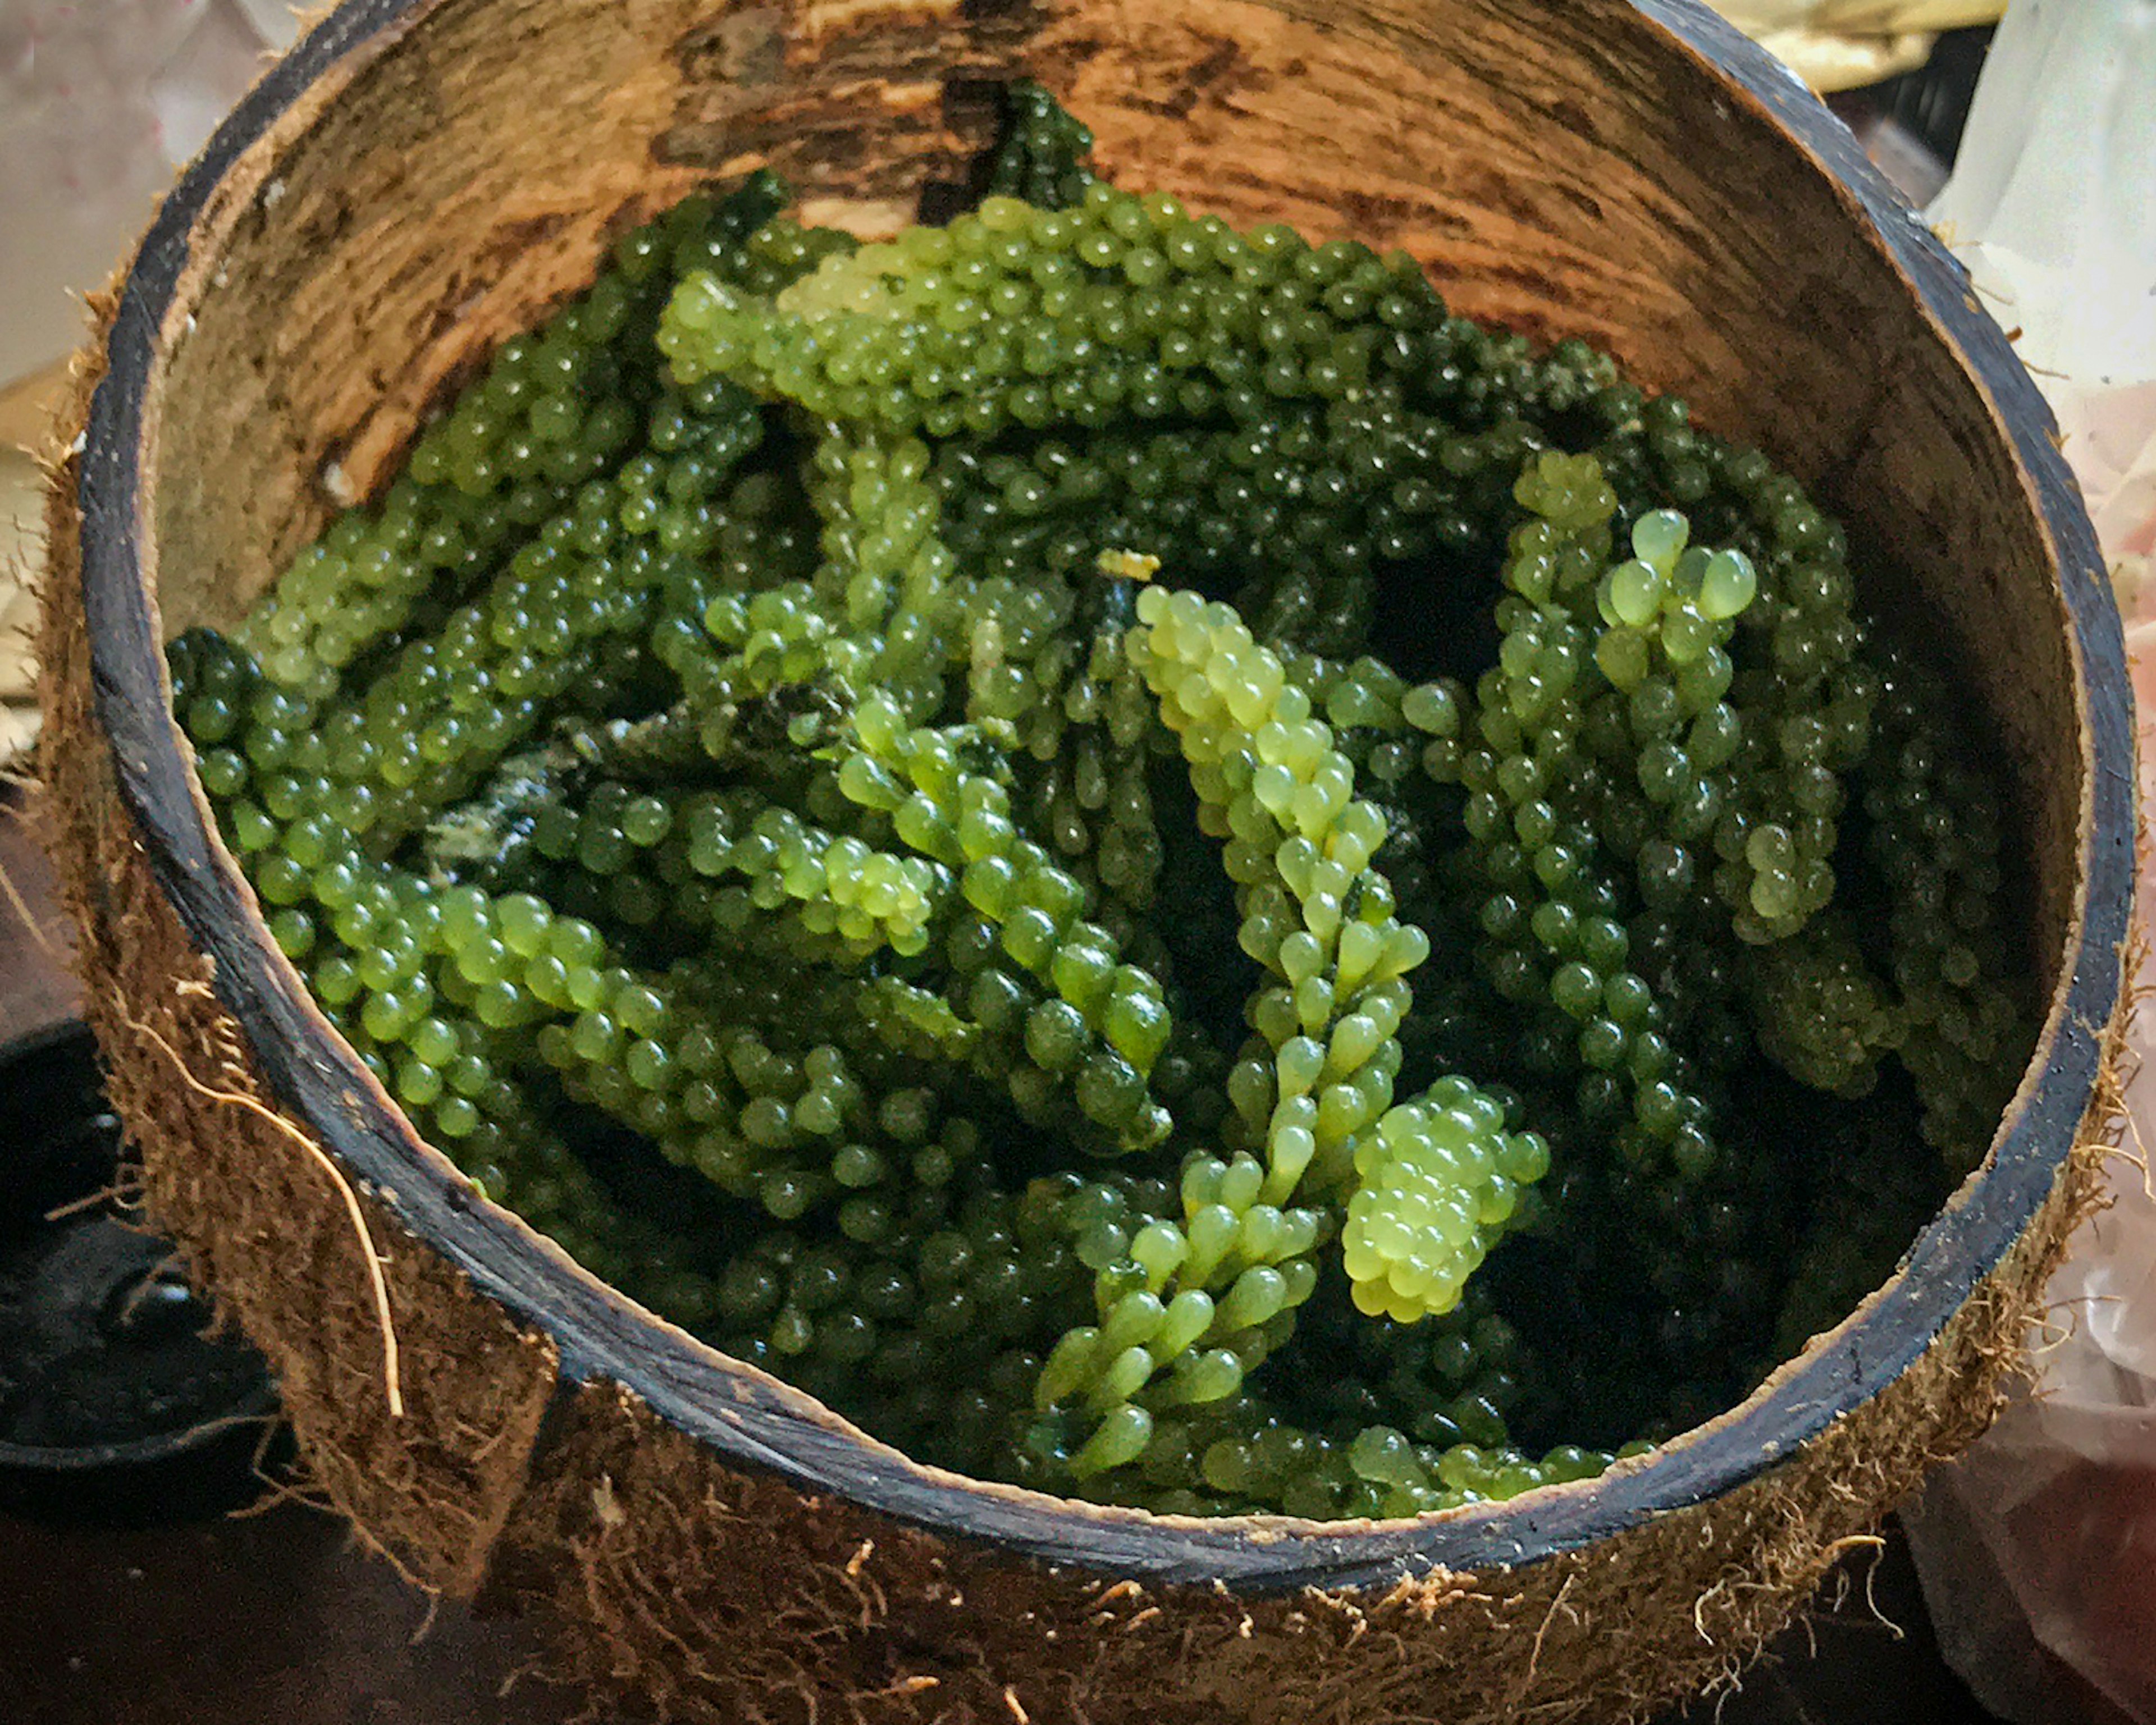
top-left (1341, 1081), bottom-right (1549, 1322)
top-left (167, 97), bottom-right (2031, 1520)
top-left (1449, 456), bottom-right (1729, 1192)
top-left (657, 178), bottom-right (1450, 449)
top-left (519, 777), bottom-right (956, 964)
top-left (1742, 909), bottom-right (1901, 1099)
top-left (306, 376), bottom-right (767, 852)
top-left (928, 401), bottom-right (1477, 657)
top-left (1129, 582), bottom-right (1433, 1204)
top-left (1604, 395), bottom-right (1879, 950)
top-left (668, 424), bottom-right (971, 773)
top-left (1858, 642), bottom-right (2031, 1171)
top-left (237, 177), bottom-right (796, 708)
top-left (1012, 580), bottom-right (1438, 1481)
top-left (180, 635), bottom-right (966, 1233)
top-left (954, 571), bottom-right (1173, 944)
top-left (837, 688), bottom-right (1176, 1155)
top-left (983, 79), bottom-right (1100, 213)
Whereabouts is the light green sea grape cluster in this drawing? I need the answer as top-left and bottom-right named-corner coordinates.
top-left (167, 85), bottom-right (2032, 1515)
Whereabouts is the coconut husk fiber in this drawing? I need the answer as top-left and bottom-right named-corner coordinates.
top-left (29, 0), bottom-right (2139, 1719)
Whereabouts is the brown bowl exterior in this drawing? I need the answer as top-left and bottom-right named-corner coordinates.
top-left (35, 0), bottom-right (2134, 1719)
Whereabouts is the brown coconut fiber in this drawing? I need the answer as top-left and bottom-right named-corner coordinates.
top-left (29, 0), bottom-right (2141, 1719)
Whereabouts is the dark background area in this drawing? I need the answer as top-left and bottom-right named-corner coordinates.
top-left (0, 1484), bottom-right (1995, 1725)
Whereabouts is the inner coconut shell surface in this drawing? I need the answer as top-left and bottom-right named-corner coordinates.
top-left (35, 0), bottom-right (2134, 1718)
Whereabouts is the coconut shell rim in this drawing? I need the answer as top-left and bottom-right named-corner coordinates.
top-left (67, 0), bottom-right (2134, 1594)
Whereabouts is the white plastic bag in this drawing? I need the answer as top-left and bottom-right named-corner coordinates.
top-left (1903, 4), bottom-right (2156, 1720)
top-left (1906, 1085), bottom-right (2156, 1723)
